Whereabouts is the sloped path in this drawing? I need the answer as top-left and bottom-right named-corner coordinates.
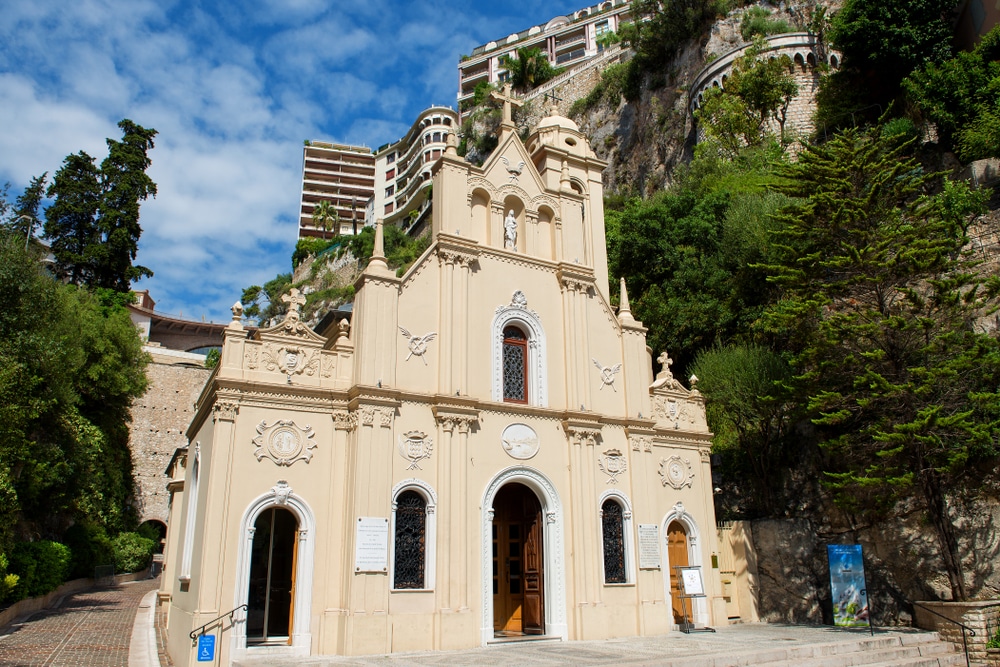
top-left (0, 579), bottom-right (159, 667)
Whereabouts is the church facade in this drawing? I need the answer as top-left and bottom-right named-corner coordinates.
top-left (162, 97), bottom-right (726, 666)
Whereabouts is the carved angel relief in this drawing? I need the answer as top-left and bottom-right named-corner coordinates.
top-left (253, 420), bottom-right (316, 466)
top-left (592, 358), bottom-right (622, 392)
top-left (399, 327), bottom-right (437, 365)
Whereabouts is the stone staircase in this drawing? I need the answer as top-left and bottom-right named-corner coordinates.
top-left (664, 632), bottom-right (968, 667)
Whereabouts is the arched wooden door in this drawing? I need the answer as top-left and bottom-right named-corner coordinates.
top-left (246, 507), bottom-right (298, 644)
top-left (492, 483), bottom-right (544, 636)
top-left (667, 520), bottom-right (689, 624)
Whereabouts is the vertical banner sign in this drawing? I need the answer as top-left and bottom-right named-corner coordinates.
top-left (827, 544), bottom-right (869, 627)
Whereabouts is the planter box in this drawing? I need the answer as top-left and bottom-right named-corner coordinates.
top-left (913, 600), bottom-right (1000, 664)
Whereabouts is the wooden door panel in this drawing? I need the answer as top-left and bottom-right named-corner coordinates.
top-left (667, 521), bottom-right (689, 624)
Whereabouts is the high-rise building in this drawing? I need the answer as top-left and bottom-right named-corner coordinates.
top-left (458, 0), bottom-right (632, 115)
top-left (298, 142), bottom-right (375, 239)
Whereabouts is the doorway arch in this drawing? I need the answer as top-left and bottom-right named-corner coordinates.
top-left (661, 502), bottom-right (708, 626)
top-left (481, 467), bottom-right (566, 644)
top-left (231, 482), bottom-right (315, 659)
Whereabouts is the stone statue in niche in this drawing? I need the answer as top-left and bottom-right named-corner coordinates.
top-left (504, 210), bottom-right (518, 251)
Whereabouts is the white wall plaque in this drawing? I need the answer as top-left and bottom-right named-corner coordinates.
top-left (501, 423), bottom-right (540, 460)
top-left (354, 517), bottom-right (389, 572)
top-left (638, 524), bottom-right (660, 569)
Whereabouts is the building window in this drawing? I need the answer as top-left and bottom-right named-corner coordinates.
top-left (602, 499), bottom-right (626, 583)
top-left (385, 185), bottom-right (395, 197)
top-left (387, 153), bottom-right (396, 164)
top-left (502, 326), bottom-right (528, 403)
top-left (491, 297), bottom-right (548, 407)
top-left (432, 132), bottom-right (441, 143)
top-left (393, 491), bottom-right (426, 589)
top-left (385, 202), bottom-right (394, 214)
top-left (596, 20), bottom-right (610, 35)
top-left (386, 168), bottom-right (395, 179)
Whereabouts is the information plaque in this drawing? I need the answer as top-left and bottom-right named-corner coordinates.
top-left (638, 524), bottom-right (660, 569)
top-left (355, 517), bottom-right (389, 572)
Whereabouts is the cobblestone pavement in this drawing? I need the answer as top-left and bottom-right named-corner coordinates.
top-left (0, 579), bottom-right (159, 667)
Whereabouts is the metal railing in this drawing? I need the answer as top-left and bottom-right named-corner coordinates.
top-left (912, 602), bottom-right (974, 667)
top-left (189, 604), bottom-right (247, 642)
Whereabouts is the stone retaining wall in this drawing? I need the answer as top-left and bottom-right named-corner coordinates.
top-left (0, 568), bottom-right (152, 628)
top-left (913, 600), bottom-right (1000, 664)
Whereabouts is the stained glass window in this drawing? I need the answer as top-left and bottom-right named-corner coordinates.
top-left (394, 491), bottom-right (426, 589)
top-left (503, 326), bottom-right (527, 403)
top-left (602, 499), bottom-right (626, 584)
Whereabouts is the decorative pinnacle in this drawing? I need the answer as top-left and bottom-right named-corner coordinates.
top-left (369, 218), bottom-right (388, 271)
top-left (281, 288), bottom-right (306, 319)
top-left (618, 277), bottom-right (634, 322)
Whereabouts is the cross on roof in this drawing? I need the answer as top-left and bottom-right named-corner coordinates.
top-left (491, 83), bottom-right (524, 126)
top-left (282, 288), bottom-right (306, 316)
top-left (657, 351), bottom-right (674, 374)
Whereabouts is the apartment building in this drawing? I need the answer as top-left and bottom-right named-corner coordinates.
top-left (457, 0), bottom-right (632, 114)
top-left (298, 142), bottom-right (375, 239)
top-left (371, 106), bottom-right (459, 235)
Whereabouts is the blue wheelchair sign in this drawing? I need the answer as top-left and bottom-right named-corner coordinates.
top-left (197, 634), bottom-right (215, 662)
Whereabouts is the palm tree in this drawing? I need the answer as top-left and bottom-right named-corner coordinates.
top-left (311, 199), bottom-right (339, 240)
top-left (501, 47), bottom-right (560, 92)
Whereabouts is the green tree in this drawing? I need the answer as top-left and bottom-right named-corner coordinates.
top-left (500, 47), bottom-right (560, 92)
top-left (311, 199), bottom-right (339, 240)
top-left (758, 127), bottom-right (999, 600)
top-left (93, 119), bottom-right (157, 291)
top-left (44, 152), bottom-right (102, 285)
top-left (241, 273), bottom-right (292, 323)
top-left (7, 173), bottom-right (47, 244)
top-left (695, 38), bottom-right (799, 156)
top-left (904, 26), bottom-right (1000, 161)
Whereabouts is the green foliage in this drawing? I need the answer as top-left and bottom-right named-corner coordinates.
top-left (241, 273), bottom-right (292, 323)
top-left (471, 81), bottom-right (495, 108)
top-left (311, 199), bottom-right (339, 240)
top-left (986, 624), bottom-right (1000, 649)
top-left (740, 7), bottom-right (793, 41)
top-left (880, 116), bottom-right (919, 143)
top-left (904, 26), bottom-right (1000, 161)
top-left (44, 120), bottom-right (157, 291)
top-left (204, 348), bottom-right (221, 369)
top-left (500, 47), bottom-right (561, 92)
top-left (5, 173), bottom-right (47, 242)
top-left (62, 523), bottom-right (114, 579)
top-left (111, 532), bottom-right (154, 573)
top-left (690, 344), bottom-right (796, 517)
top-left (627, 0), bottom-right (732, 86)
top-left (758, 126), bottom-right (1000, 600)
top-left (346, 225), bottom-right (431, 276)
top-left (0, 232), bottom-right (147, 552)
top-left (569, 62), bottom-right (630, 116)
top-left (10, 541), bottom-right (71, 599)
top-left (608, 143), bottom-right (789, 375)
top-left (0, 553), bottom-right (19, 604)
top-left (292, 237), bottom-right (338, 269)
top-left (696, 38), bottom-right (799, 155)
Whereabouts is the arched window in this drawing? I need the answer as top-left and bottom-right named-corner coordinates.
top-left (393, 491), bottom-right (426, 589)
top-left (502, 326), bottom-right (528, 403)
top-left (601, 499), bottom-right (626, 583)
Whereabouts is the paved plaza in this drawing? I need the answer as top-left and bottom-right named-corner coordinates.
top-left (0, 580), bottom-right (961, 667)
top-left (0, 579), bottom-right (158, 667)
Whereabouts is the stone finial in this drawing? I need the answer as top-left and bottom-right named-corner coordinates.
top-left (490, 83), bottom-right (523, 132)
top-left (657, 352), bottom-right (674, 380)
top-left (445, 131), bottom-right (458, 156)
top-left (368, 218), bottom-right (389, 272)
top-left (550, 104), bottom-right (559, 117)
top-left (560, 159), bottom-right (571, 190)
top-left (336, 317), bottom-right (351, 343)
top-left (618, 277), bottom-right (634, 322)
top-left (231, 301), bottom-right (243, 319)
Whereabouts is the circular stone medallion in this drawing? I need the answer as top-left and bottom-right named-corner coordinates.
top-left (269, 426), bottom-right (301, 459)
top-left (501, 423), bottom-right (540, 460)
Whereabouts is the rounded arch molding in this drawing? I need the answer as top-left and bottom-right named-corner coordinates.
top-left (231, 481), bottom-right (316, 659)
top-left (491, 297), bottom-right (548, 406)
top-left (480, 466), bottom-right (567, 644)
top-left (465, 179), bottom-right (563, 224)
top-left (660, 501), bottom-right (708, 626)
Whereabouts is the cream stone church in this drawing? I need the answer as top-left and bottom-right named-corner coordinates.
top-left (161, 95), bottom-right (725, 666)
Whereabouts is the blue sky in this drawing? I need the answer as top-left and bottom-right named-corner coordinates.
top-left (0, 0), bottom-right (587, 322)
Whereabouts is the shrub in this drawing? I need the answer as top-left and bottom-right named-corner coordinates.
top-left (292, 238), bottom-right (338, 269)
top-left (111, 532), bottom-right (155, 573)
top-left (63, 523), bottom-right (114, 579)
top-left (740, 7), bottom-right (793, 41)
top-left (10, 541), bottom-right (72, 599)
top-left (881, 117), bottom-right (919, 144)
top-left (0, 554), bottom-right (19, 604)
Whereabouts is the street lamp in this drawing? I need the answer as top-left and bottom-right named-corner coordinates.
top-left (16, 214), bottom-right (37, 251)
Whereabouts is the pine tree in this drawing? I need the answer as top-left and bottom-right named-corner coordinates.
top-left (759, 127), bottom-right (1000, 600)
top-left (44, 153), bottom-right (101, 284)
top-left (7, 173), bottom-right (47, 244)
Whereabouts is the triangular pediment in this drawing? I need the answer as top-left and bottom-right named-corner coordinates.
top-left (481, 131), bottom-right (547, 197)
